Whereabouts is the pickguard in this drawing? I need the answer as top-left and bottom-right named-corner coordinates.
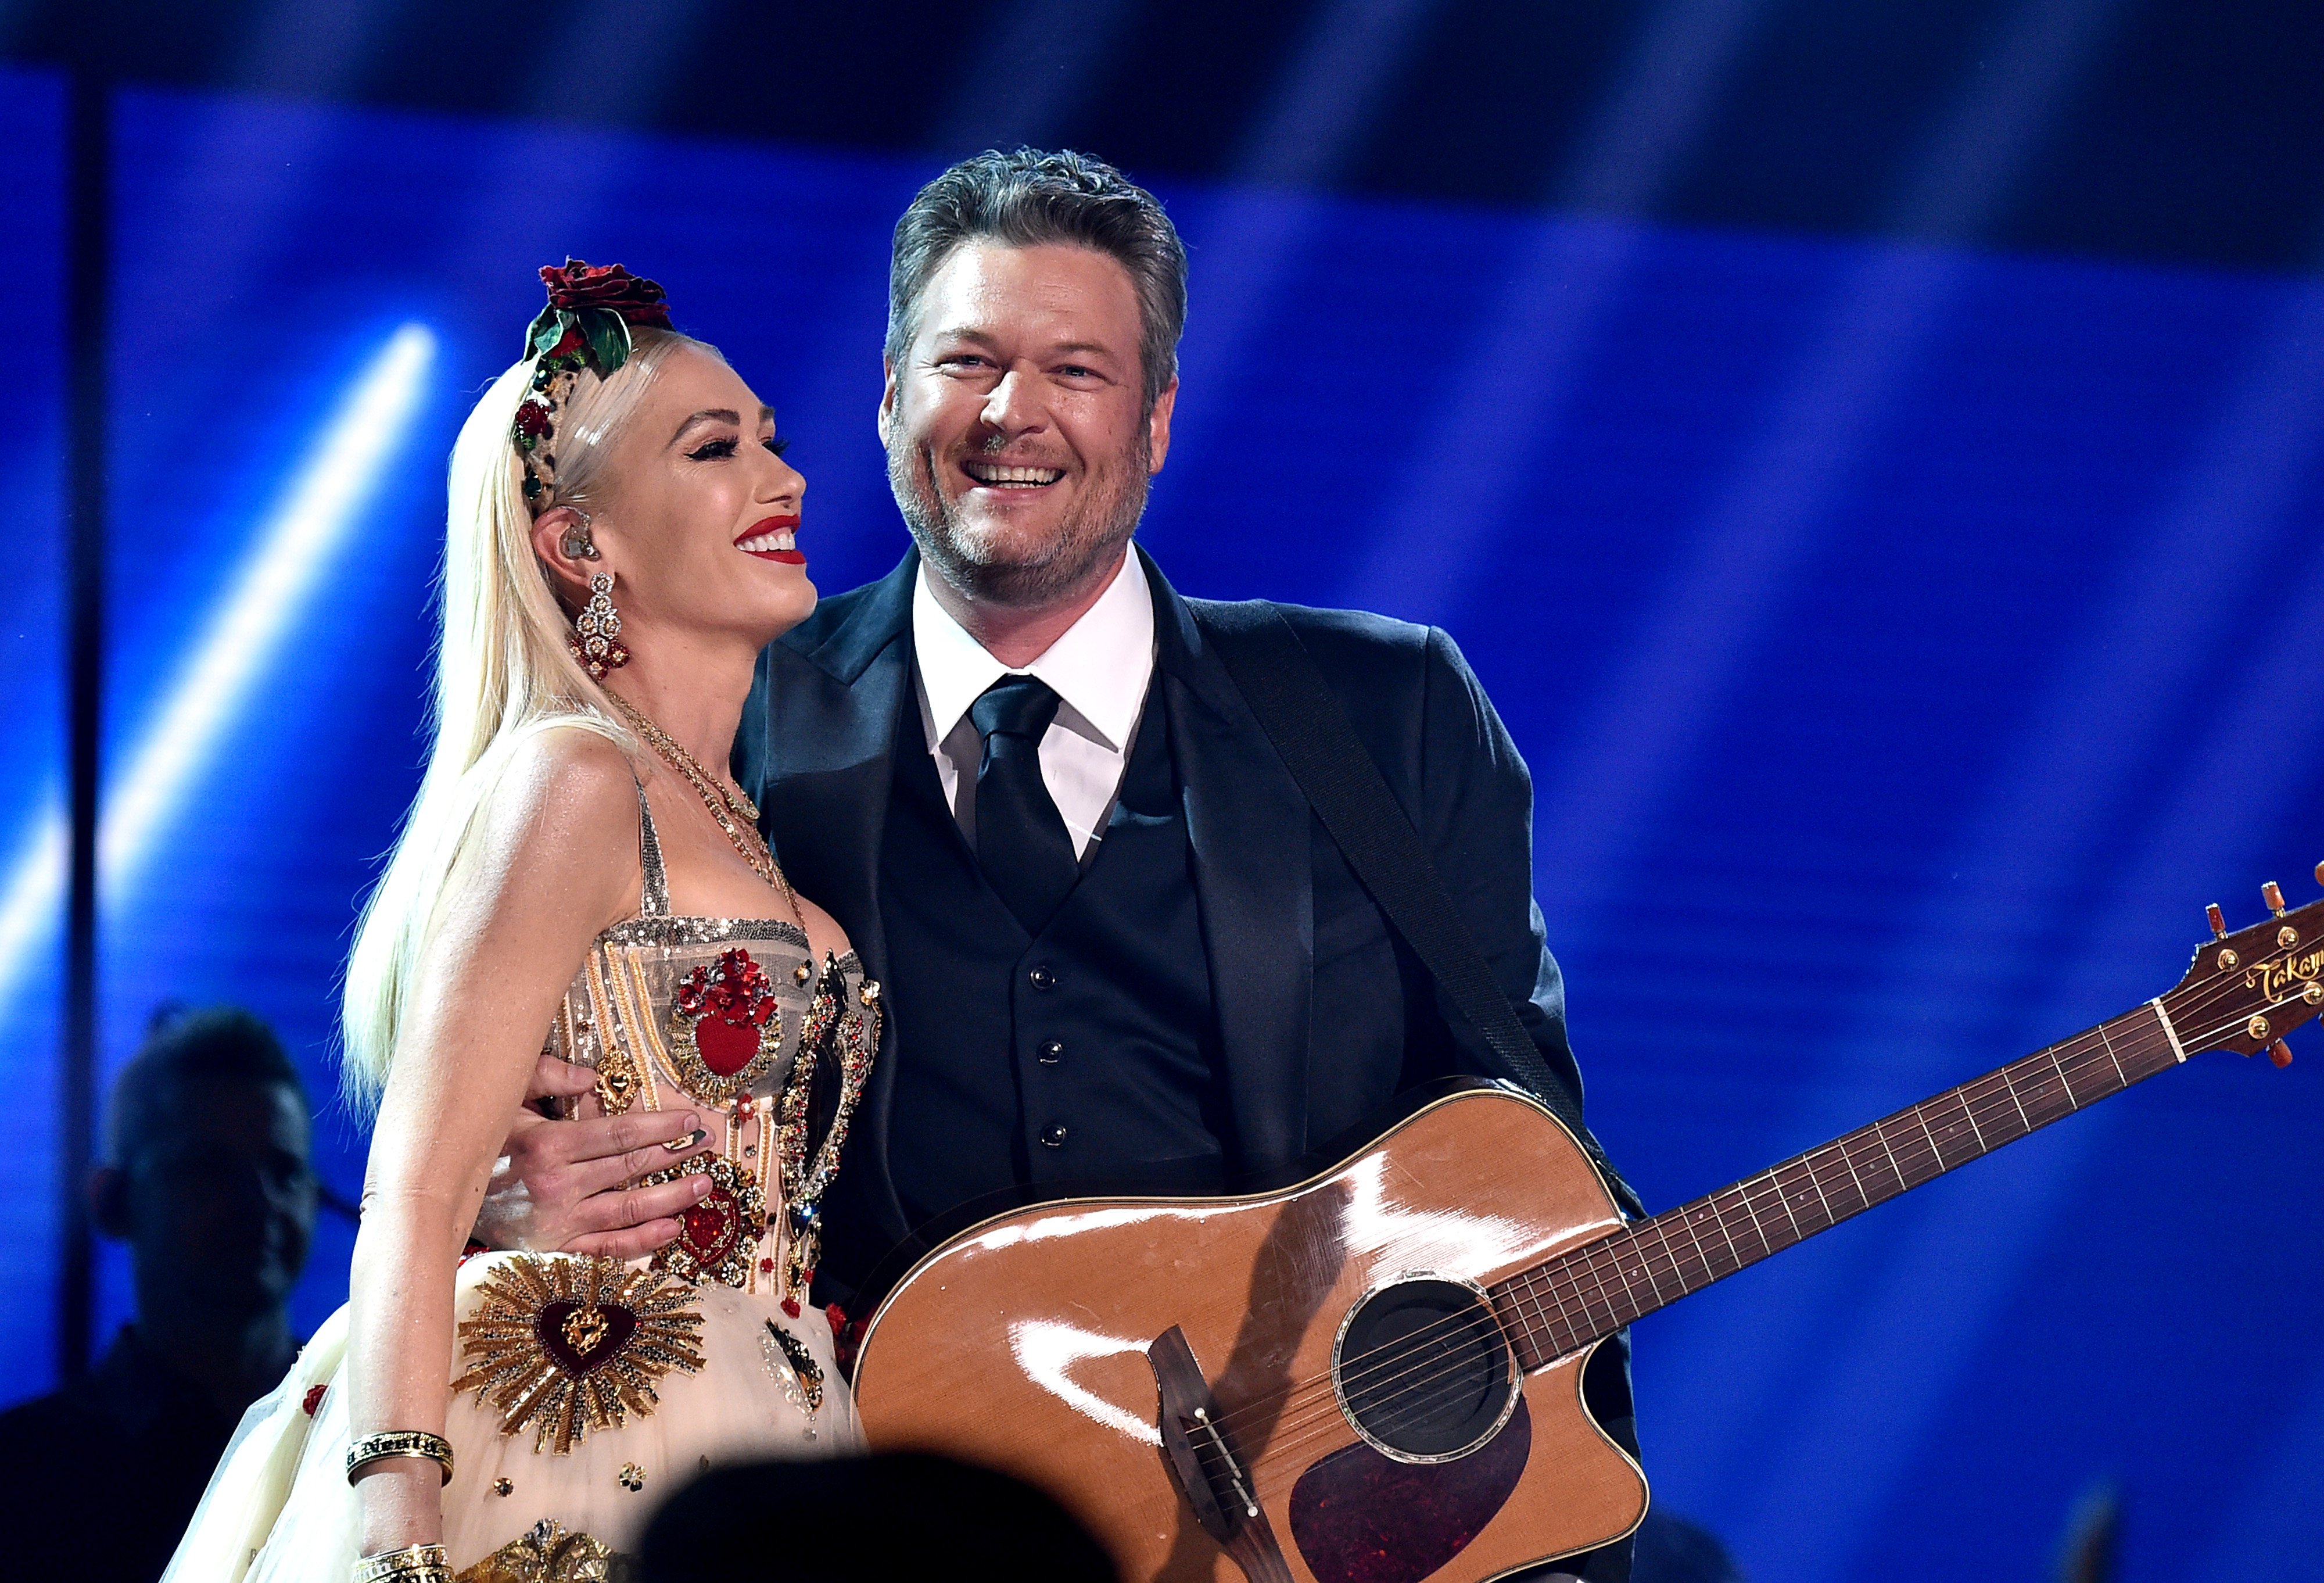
top-left (1286, 1396), bottom-right (1532, 1583)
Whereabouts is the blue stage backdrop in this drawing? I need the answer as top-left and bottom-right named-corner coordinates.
top-left (0, 65), bottom-right (67, 1401)
top-left (0, 74), bottom-right (2319, 1582)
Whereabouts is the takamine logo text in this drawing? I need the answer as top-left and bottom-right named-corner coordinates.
top-left (2247, 946), bottom-right (2324, 1000)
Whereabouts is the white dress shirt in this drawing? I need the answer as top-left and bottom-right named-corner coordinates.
top-left (912, 549), bottom-right (1157, 860)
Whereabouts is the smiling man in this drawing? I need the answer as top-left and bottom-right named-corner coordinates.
top-left (764, 149), bottom-right (1638, 1583)
top-left (496, 149), bottom-right (1641, 1581)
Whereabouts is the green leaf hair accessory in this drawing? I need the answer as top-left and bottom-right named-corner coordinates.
top-left (512, 259), bottom-right (674, 510)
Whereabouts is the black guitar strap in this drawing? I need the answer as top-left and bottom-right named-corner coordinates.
top-left (1193, 600), bottom-right (1640, 1215)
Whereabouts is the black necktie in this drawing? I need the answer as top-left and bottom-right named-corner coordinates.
top-left (969, 675), bottom-right (1079, 934)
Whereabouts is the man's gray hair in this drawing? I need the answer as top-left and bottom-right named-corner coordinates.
top-left (887, 148), bottom-right (1189, 414)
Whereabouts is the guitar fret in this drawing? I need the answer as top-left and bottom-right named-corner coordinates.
top-left (1997, 1063), bottom-right (2035, 1134)
top-left (1705, 1193), bottom-right (1744, 1274)
top-left (1577, 1253), bottom-right (1622, 1336)
top-left (2095, 1022), bottom-right (2128, 1086)
top-left (1692, 1199), bottom-right (1729, 1274)
top-left (1773, 1159), bottom-right (1819, 1234)
top-left (1522, 1269), bottom-right (1569, 1355)
top-left (2035, 1043), bottom-right (2081, 1118)
top-left (1727, 1181), bottom-right (1774, 1260)
top-left (1801, 1151), bottom-right (1837, 1226)
top-left (1868, 1119), bottom-right (1909, 1198)
top-left (1599, 1245), bottom-right (1640, 1327)
top-left (1493, 1287), bottom-right (1537, 1369)
top-left (1649, 1214), bottom-right (1693, 1299)
top-left (1761, 1166), bottom-right (1803, 1242)
top-left (1957, 1086), bottom-right (1989, 1152)
top-left (1967, 1072), bottom-right (2018, 1147)
top-left (1928, 1090), bottom-right (1979, 1163)
top-left (2047, 1041), bottom-right (2085, 1108)
top-left (1729, 1176), bottom-right (1773, 1258)
top-left (1642, 1232), bottom-right (1677, 1301)
top-left (2034, 1038), bottom-right (2082, 1116)
top-left (1713, 1190), bottom-right (1748, 1261)
top-left (1491, 987), bottom-right (2218, 1366)
top-left (1635, 1226), bottom-right (1676, 1303)
top-left (1508, 1276), bottom-right (1551, 1367)
top-left (1909, 1102), bottom-right (1944, 1183)
top-left (1831, 1136), bottom-right (1871, 1213)
top-left (1536, 1278), bottom-right (1573, 1365)
top-left (1608, 1237), bottom-right (1648, 1311)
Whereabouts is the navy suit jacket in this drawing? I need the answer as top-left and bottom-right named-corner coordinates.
top-left (736, 546), bottom-right (1640, 1578)
top-left (736, 545), bottom-right (1628, 1264)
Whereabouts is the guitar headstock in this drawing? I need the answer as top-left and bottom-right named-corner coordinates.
top-left (2164, 866), bottom-right (2324, 1065)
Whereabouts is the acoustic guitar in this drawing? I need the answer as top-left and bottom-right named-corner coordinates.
top-left (852, 878), bottom-right (2321, 1583)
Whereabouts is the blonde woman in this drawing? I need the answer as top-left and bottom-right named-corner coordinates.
top-left (167, 263), bottom-right (876, 1583)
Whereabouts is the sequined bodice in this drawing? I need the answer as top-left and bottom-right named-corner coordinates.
top-left (547, 914), bottom-right (853, 1117)
top-left (542, 779), bottom-right (878, 1300)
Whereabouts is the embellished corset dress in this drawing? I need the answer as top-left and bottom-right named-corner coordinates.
top-left (165, 797), bottom-right (880, 1583)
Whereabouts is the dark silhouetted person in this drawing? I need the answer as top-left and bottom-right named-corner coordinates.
top-left (641, 1452), bottom-right (1118, 1582)
top-left (1631, 1509), bottom-right (1748, 1583)
top-left (2, 1007), bottom-right (317, 1582)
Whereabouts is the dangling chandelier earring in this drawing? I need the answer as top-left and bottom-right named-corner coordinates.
top-left (569, 571), bottom-right (630, 679)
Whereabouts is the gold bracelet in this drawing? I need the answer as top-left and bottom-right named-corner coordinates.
top-left (353, 1543), bottom-right (450, 1583)
top-left (344, 1430), bottom-right (455, 1487)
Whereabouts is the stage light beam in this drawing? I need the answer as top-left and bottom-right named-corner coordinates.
top-left (0, 321), bottom-right (436, 1012)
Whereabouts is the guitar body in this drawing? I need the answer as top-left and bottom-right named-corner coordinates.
top-left (853, 1083), bottom-right (1650, 1582)
top-left (858, 879), bottom-right (2324, 1576)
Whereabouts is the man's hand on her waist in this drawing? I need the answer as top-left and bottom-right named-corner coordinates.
top-left (472, 1053), bottom-right (716, 1259)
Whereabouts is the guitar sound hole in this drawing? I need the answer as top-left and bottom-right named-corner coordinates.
top-left (1331, 1277), bottom-right (1517, 1463)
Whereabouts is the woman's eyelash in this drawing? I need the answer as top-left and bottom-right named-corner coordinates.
top-left (684, 435), bottom-right (789, 460)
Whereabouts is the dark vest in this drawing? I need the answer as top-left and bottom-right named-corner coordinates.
top-left (878, 672), bottom-right (1231, 1231)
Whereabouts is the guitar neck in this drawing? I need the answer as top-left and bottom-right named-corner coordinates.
top-left (1490, 998), bottom-right (2190, 1370)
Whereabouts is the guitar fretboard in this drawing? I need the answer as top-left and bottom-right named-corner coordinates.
top-left (1488, 1000), bottom-right (2186, 1370)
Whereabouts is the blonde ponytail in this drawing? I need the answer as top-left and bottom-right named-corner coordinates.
top-left (340, 328), bottom-right (715, 1109)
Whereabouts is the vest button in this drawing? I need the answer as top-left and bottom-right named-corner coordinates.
top-left (1028, 965), bottom-right (1059, 991)
top-left (1039, 1124), bottom-right (1068, 1148)
top-left (1038, 1040), bottom-right (1064, 1065)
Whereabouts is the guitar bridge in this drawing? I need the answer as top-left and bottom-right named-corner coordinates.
top-left (1149, 1325), bottom-right (1292, 1583)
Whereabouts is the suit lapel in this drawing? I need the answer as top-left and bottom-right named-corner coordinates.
top-left (758, 553), bottom-right (917, 989)
top-left (1146, 550), bottom-right (1315, 1170)
top-left (754, 551), bottom-right (919, 1252)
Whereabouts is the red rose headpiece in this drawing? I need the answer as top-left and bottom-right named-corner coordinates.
top-left (511, 259), bottom-right (675, 509)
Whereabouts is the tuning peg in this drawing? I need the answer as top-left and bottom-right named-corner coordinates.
top-left (2315, 859), bottom-right (2323, 889)
top-left (2208, 903), bottom-right (2229, 940)
top-left (2269, 1038), bottom-right (2294, 1069)
top-left (2264, 881), bottom-right (2286, 918)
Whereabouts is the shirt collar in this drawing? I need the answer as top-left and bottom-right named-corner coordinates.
top-left (912, 548), bottom-right (1156, 753)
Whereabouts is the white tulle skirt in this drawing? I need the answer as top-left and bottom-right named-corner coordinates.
top-left (163, 1252), bottom-right (859, 1582)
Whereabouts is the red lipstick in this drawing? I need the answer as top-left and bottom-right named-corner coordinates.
top-left (736, 514), bottom-right (805, 565)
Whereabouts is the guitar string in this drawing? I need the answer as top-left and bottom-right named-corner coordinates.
top-left (951, 946), bottom-right (2303, 1481)
top-left (1238, 975), bottom-right (2290, 1470)
top-left (1199, 970), bottom-right (2306, 1469)
top-left (1218, 1010), bottom-right (2156, 1451)
top-left (1281, 954), bottom-right (2295, 1430)
top-left (1233, 1009), bottom-right (2221, 1483)
top-left (1237, 975), bottom-right (2306, 1478)
top-left (1222, 1029), bottom-right (2142, 1463)
top-left (1217, 1013), bottom-right (2164, 1469)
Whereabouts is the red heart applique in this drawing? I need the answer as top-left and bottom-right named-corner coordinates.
top-left (535, 1299), bottom-right (639, 1376)
top-left (693, 1015), bottom-right (761, 1076)
top-left (677, 1183), bottom-right (741, 1265)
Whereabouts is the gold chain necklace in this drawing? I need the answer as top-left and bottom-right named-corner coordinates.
top-left (604, 692), bottom-right (803, 927)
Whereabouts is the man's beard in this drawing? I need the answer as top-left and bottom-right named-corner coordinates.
top-left (890, 431), bottom-right (1151, 609)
